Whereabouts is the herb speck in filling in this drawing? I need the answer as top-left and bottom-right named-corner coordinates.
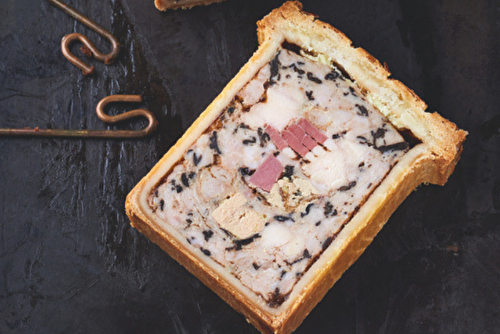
top-left (324, 202), bottom-right (337, 217)
top-left (269, 52), bottom-right (281, 85)
top-left (301, 203), bottom-right (314, 217)
top-left (305, 90), bottom-right (314, 101)
top-left (181, 173), bottom-right (190, 187)
top-left (325, 71), bottom-right (339, 80)
top-left (193, 153), bottom-right (202, 166)
top-left (242, 137), bottom-right (257, 145)
top-left (209, 131), bottom-right (222, 154)
top-left (239, 167), bottom-right (250, 176)
top-left (338, 181), bottom-right (357, 192)
top-left (282, 165), bottom-right (294, 179)
top-left (377, 142), bottom-right (409, 153)
top-left (355, 104), bottom-right (369, 116)
top-left (307, 72), bottom-right (322, 84)
top-left (257, 127), bottom-right (270, 147)
top-left (274, 215), bottom-right (294, 222)
top-left (203, 230), bottom-right (214, 241)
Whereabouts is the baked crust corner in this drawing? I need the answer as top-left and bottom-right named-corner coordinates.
top-left (257, 1), bottom-right (467, 186)
top-left (154, 0), bottom-right (225, 11)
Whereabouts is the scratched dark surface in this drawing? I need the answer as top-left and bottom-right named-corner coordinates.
top-left (1, 0), bottom-right (499, 333)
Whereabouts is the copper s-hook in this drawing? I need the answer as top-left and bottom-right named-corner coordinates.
top-left (95, 95), bottom-right (158, 138)
top-left (46, 0), bottom-right (121, 75)
top-left (0, 95), bottom-right (158, 138)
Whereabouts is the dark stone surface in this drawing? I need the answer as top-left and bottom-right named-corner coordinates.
top-left (1, 0), bottom-right (499, 333)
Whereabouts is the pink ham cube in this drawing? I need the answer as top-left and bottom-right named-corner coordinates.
top-left (297, 118), bottom-right (328, 144)
top-left (248, 155), bottom-right (283, 192)
top-left (265, 125), bottom-right (287, 150)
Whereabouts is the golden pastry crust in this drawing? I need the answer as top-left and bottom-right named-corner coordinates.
top-left (126, 2), bottom-right (466, 333)
top-left (154, 0), bottom-right (225, 11)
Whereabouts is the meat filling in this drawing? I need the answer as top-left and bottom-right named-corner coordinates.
top-left (148, 47), bottom-right (410, 307)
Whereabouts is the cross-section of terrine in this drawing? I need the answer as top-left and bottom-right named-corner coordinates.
top-left (126, 2), bottom-right (466, 333)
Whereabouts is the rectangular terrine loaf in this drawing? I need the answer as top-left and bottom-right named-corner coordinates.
top-left (126, 2), bottom-right (466, 333)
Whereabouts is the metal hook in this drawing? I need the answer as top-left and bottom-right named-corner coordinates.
top-left (46, 0), bottom-right (121, 75)
top-left (0, 95), bottom-right (158, 138)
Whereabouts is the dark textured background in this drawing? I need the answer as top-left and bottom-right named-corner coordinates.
top-left (1, 0), bottom-right (499, 333)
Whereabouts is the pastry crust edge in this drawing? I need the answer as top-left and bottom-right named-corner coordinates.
top-left (154, 0), bottom-right (225, 11)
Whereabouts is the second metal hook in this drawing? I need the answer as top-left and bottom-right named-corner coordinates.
top-left (47, 0), bottom-right (121, 75)
top-left (0, 95), bottom-right (158, 138)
